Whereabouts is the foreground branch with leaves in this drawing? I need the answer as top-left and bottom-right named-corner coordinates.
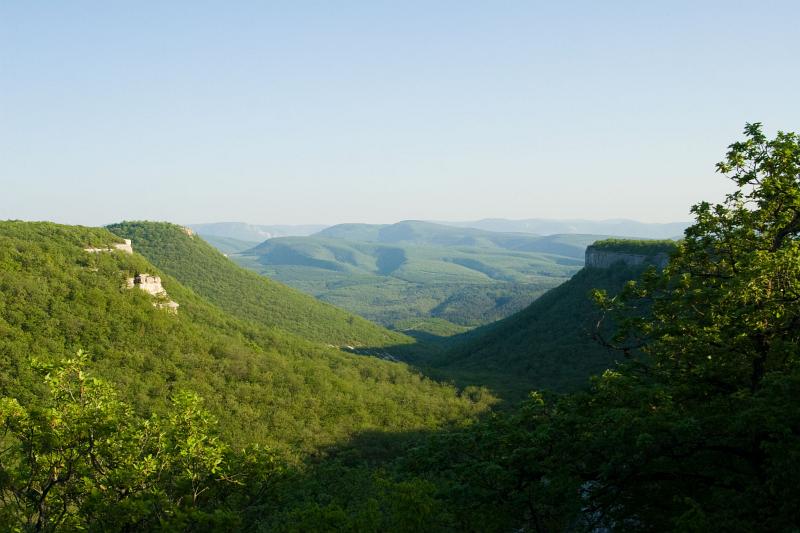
top-left (0, 352), bottom-right (267, 531)
top-left (569, 123), bottom-right (800, 529)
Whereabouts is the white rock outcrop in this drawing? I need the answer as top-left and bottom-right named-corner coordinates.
top-left (126, 273), bottom-right (179, 313)
top-left (126, 273), bottom-right (166, 296)
top-left (84, 239), bottom-right (133, 254)
top-left (155, 300), bottom-right (180, 313)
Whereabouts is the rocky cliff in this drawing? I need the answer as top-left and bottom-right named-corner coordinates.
top-left (84, 239), bottom-right (133, 254)
top-left (585, 246), bottom-right (670, 269)
top-left (126, 273), bottom-right (166, 296)
top-left (125, 273), bottom-right (179, 313)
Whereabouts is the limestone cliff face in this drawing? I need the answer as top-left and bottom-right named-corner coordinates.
top-left (585, 247), bottom-right (670, 269)
top-left (125, 273), bottom-right (179, 313)
top-left (127, 273), bottom-right (166, 296)
top-left (84, 239), bottom-right (133, 254)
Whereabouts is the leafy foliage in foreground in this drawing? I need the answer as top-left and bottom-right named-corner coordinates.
top-left (0, 354), bottom-right (242, 530)
top-left (576, 124), bottom-right (800, 527)
top-left (0, 356), bottom-right (490, 532)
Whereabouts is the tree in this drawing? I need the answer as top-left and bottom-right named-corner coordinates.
top-left (0, 352), bottom-right (238, 531)
top-left (582, 123), bottom-right (800, 530)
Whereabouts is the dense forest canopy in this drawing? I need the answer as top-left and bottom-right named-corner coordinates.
top-left (1, 124), bottom-right (798, 530)
top-left (587, 238), bottom-right (678, 255)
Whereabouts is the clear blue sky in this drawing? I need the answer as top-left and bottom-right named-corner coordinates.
top-left (2, 1), bottom-right (798, 226)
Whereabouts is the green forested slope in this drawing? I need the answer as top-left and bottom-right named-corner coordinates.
top-left (0, 221), bottom-right (491, 452)
top-left (436, 262), bottom-right (651, 396)
top-left (107, 221), bottom-right (412, 349)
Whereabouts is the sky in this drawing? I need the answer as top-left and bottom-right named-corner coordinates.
top-left (1, 1), bottom-right (799, 226)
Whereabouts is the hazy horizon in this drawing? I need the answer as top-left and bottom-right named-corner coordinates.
top-left (3, 2), bottom-right (799, 225)
top-left (0, 215), bottom-right (691, 231)
top-left (185, 216), bottom-right (692, 228)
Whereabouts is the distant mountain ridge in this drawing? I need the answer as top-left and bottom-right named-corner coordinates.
top-left (434, 218), bottom-right (689, 239)
top-left (190, 218), bottom-right (689, 244)
top-left (314, 220), bottom-right (605, 257)
top-left (229, 221), bottom-right (608, 330)
top-left (190, 221), bottom-right (328, 242)
top-left (200, 234), bottom-right (261, 254)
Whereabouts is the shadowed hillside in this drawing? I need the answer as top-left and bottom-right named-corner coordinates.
top-left (433, 239), bottom-right (678, 398)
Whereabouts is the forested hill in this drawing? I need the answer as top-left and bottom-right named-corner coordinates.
top-left (0, 221), bottom-right (491, 451)
top-left (436, 240), bottom-right (678, 397)
top-left (315, 219), bottom-right (604, 258)
top-left (107, 221), bottom-right (412, 349)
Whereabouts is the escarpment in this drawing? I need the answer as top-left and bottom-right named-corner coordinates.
top-left (584, 239), bottom-right (677, 269)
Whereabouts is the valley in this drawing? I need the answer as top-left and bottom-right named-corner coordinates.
top-left (203, 220), bottom-right (607, 333)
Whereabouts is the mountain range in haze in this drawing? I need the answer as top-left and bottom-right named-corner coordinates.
top-left (188, 222), bottom-right (328, 243)
top-left (189, 219), bottom-right (683, 332)
top-left (190, 218), bottom-right (690, 246)
top-left (230, 220), bottom-right (600, 330)
top-left (435, 218), bottom-right (689, 239)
